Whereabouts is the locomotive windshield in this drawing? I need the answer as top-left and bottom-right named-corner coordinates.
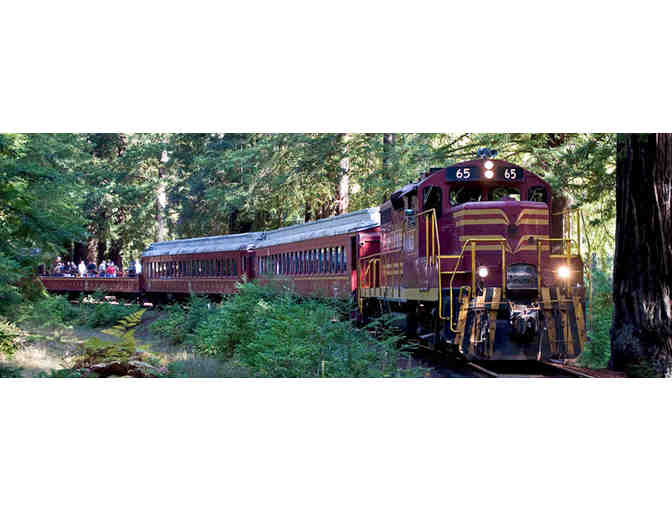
top-left (488, 186), bottom-right (520, 201)
top-left (450, 185), bottom-right (482, 206)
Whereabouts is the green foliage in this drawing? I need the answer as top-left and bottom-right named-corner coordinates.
top-left (76, 336), bottom-right (137, 365)
top-left (0, 133), bottom-right (89, 317)
top-left (150, 281), bottom-right (420, 377)
top-left (166, 359), bottom-right (251, 378)
top-left (149, 294), bottom-right (213, 344)
top-left (17, 292), bottom-right (140, 329)
top-left (77, 292), bottom-right (141, 328)
top-left (19, 295), bottom-right (79, 327)
top-left (0, 364), bottom-right (23, 377)
top-left (36, 368), bottom-right (95, 378)
top-left (579, 267), bottom-right (613, 369)
top-left (149, 303), bottom-right (187, 343)
top-left (0, 320), bottom-right (22, 358)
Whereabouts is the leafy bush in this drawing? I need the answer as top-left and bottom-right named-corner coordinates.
top-left (176, 281), bottom-right (419, 378)
top-left (166, 358), bottom-right (251, 378)
top-left (579, 267), bottom-right (613, 369)
top-left (20, 294), bottom-right (78, 327)
top-left (37, 368), bottom-right (95, 378)
top-left (17, 291), bottom-right (140, 329)
top-left (0, 320), bottom-right (22, 358)
top-left (77, 293), bottom-right (141, 329)
top-left (75, 336), bottom-right (137, 366)
top-left (0, 364), bottom-right (23, 377)
top-left (149, 303), bottom-right (186, 343)
top-left (150, 295), bottom-right (214, 344)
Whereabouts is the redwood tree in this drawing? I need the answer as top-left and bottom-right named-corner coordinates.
top-left (611, 134), bottom-right (672, 376)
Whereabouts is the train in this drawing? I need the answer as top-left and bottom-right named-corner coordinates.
top-left (40, 150), bottom-right (587, 362)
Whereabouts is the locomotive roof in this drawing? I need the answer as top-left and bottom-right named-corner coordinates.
top-left (142, 207), bottom-right (381, 257)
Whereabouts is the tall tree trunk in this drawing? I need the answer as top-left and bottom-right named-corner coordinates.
top-left (73, 241), bottom-right (88, 265)
top-left (337, 134), bottom-right (351, 215)
top-left (156, 150), bottom-right (168, 242)
top-left (304, 200), bottom-right (312, 223)
top-left (610, 134), bottom-right (672, 376)
top-left (97, 238), bottom-right (107, 265)
top-left (109, 238), bottom-right (123, 269)
top-left (383, 133), bottom-right (396, 174)
top-left (86, 237), bottom-right (98, 265)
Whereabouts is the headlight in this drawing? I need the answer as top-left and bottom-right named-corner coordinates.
top-left (557, 265), bottom-right (571, 279)
top-left (478, 266), bottom-right (489, 278)
top-left (484, 169), bottom-right (494, 179)
top-left (484, 160), bottom-right (494, 170)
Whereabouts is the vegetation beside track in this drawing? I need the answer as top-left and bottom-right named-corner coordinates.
top-left (150, 281), bottom-right (422, 377)
top-left (578, 266), bottom-right (613, 370)
top-left (1, 283), bottom-right (422, 377)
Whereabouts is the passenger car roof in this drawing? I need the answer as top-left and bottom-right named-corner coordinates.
top-left (142, 207), bottom-right (381, 257)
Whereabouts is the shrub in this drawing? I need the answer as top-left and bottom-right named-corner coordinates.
top-left (75, 336), bottom-right (137, 366)
top-left (18, 292), bottom-right (141, 330)
top-left (37, 368), bottom-right (95, 378)
top-left (166, 358), bottom-right (251, 378)
top-left (187, 281), bottom-right (419, 377)
top-left (150, 294), bottom-right (214, 344)
top-left (0, 320), bottom-right (22, 358)
top-left (0, 364), bottom-right (23, 378)
top-left (579, 266), bottom-right (613, 369)
top-left (150, 303), bottom-right (187, 343)
top-left (76, 291), bottom-right (141, 328)
top-left (19, 294), bottom-right (78, 327)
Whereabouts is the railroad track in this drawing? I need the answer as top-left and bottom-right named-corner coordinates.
top-left (466, 360), bottom-right (592, 378)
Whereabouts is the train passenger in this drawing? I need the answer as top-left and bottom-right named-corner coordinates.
top-left (52, 264), bottom-right (62, 276)
top-left (87, 261), bottom-right (97, 277)
top-left (78, 260), bottom-right (86, 277)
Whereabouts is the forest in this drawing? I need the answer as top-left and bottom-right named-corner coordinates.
top-left (1, 132), bottom-right (669, 376)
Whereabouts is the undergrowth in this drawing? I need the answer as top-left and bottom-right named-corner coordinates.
top-left (0, 320), bottom-right (22, 358)
top-left (150, 295), bottom-right (212, 344)
top-left (151, 282), bottom-right (420, 378)
top-left (578, 267), bottom-right (613, 369)
top-left (16, 290), bottom-right (140, 329)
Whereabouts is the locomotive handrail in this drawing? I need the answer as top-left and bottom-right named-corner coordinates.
top-left (442, 237), bottom-right (507, 333)
top-left (359, 249), bottom-right (401, 261)
top-left (411, 209), bottom-right (440, 267)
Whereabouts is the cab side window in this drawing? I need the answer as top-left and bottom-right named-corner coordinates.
top-left (422, 186), bottom-right (442, 218)
top-left (406, 193), bottom-right (417, 212)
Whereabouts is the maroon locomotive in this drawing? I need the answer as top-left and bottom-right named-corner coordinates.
top-left (41, 151), bottom-right (587, 362)
top-left (359, 152), bottom-right (587, 361)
